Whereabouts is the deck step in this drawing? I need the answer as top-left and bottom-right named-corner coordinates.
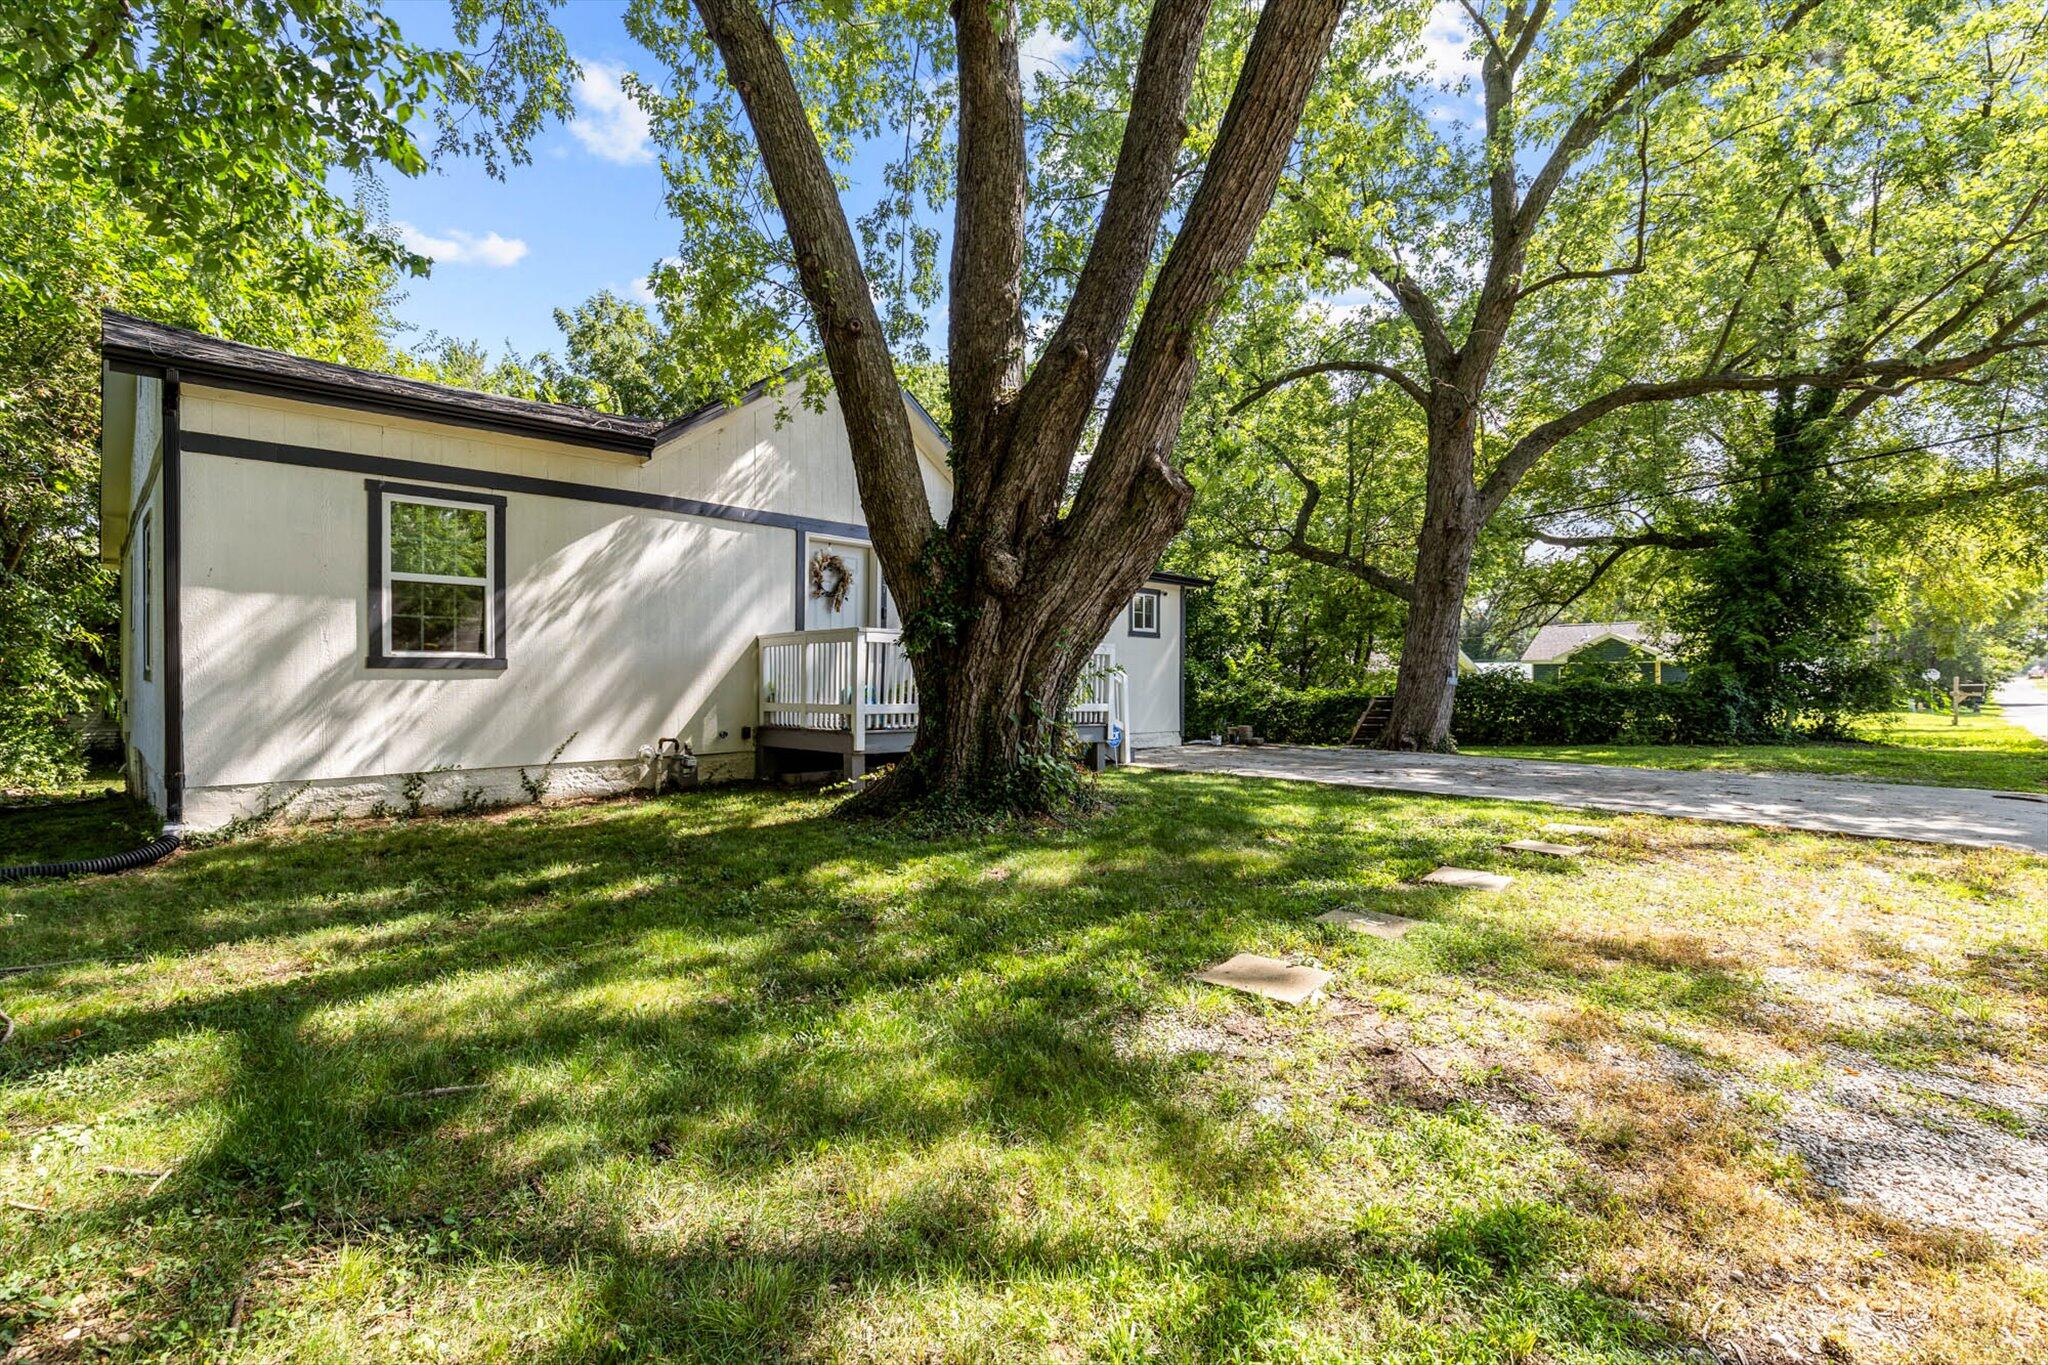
top-left (1346, 696), bottom-right (1396, 746)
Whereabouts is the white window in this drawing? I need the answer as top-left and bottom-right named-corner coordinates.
top-left (368, 482), bottom-right (506, 669)
top-left (1129, 588), bottom-right (1161, 638)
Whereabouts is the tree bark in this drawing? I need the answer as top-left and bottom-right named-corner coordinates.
top-left (835, 0), bottom-right (1345, 810)
top-left (1380, 407), bottom-right (1481, 748)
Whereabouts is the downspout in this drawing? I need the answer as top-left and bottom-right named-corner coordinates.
top-left (162, 369), bottom-right (184, 825)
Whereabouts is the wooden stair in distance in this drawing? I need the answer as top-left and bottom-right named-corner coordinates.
top-left (1346, 696), bottom-right (1395, 746)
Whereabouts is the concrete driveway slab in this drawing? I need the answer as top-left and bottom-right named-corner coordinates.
top-left (1133, 745), bottom-right (2048, 853)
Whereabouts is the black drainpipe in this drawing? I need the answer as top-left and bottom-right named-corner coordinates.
top-left (162, 369), bottom-right (185, 824)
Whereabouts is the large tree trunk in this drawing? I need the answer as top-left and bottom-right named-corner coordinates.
top-left (1381, 408), bottom-right (1482, 749)
top-left (693, 0), bottom-right (1344, 809)
top-left (860, 470), bottom-right (1189, 810)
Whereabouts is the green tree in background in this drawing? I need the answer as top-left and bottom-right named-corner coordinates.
top-left (0, 0), bottom-right (573, 270)
top-left (0, 102), bottom-right (401, 784)
top-left (0, 1), bottom-right (578, 785)
top-left (1230, 0), bottom-right (2048, 748)
top-left (1670, 389), bottom-right (1894, 737)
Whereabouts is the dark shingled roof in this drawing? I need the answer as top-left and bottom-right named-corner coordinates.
top-left (102, 311), bottom-right (671, 456)
top-left (102, 312), bottom-right (956, 458)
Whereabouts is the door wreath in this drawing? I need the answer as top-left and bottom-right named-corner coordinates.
top-left (808, 549), bottom-right (853, 614)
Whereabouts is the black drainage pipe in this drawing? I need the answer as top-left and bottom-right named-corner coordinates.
top-left (0, 835), bottom-right (181, 884)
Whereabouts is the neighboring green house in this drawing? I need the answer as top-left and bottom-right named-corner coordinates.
top-left (1521, 622), bottom-right (1687, 685)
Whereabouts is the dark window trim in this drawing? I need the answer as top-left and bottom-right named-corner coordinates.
top-left (366, 480), bottom-right (508, 671)
top-left (162, 371), bottom-right (184, 822)
top-left (187, 430), bottom-right (870, 542)
top-left (1128, 588), bottom-right (1162, 639)
top-left (137, 510), bottom-right (153, 683)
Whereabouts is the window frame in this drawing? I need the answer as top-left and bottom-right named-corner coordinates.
top-left (1128, 587), bottom-right (1162, 639)
top-left (365, 479), bottom-right (507, 671)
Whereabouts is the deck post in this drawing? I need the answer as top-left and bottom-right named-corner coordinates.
top-left (797, 641), bottom-right (810, 730)
top-left (852, 629), bottom-right (868, 756)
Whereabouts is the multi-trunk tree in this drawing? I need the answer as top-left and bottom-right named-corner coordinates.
top-left (634, 0), bottom-right (1349, 807)
top-left (1235, 0), bottom-right (2048, 747)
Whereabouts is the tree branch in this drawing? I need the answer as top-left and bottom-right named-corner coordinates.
top-left (1372, 264), bottom-right (1456, 374)
top-left (1531, 526), bottom-right (1716, 551)
top-left (946, 0), bottom-right (1029, 463)
top-left (1514, 114), bottom-right (1650, 304)
top-left (1835, 469), bottom-right (2048, 523)
top-left (1476, 301), bottom-right (2048, 517)
top-left (999, 0), bottom-right (1216, 547)
top-left (1230, 357), bottom-right (1430, 412)
top-left (1258, 446), bottom-right (1418, 601)
top-left (1063, 0), bottom-right (1348, 561)
top-left (691, 0), bottom-right (932, 588)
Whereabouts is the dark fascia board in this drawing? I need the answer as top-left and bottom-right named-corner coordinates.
top-left (103, 313), bottom-right (956, 464)
top-left (102, 311), bottom-right (664, 458)
top-left (1146, 570), bottom-right (1214, 589)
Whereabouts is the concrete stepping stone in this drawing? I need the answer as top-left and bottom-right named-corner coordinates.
top-left (1193, 953), bottom-right (1331, 1006)
top-left (1316, 908), bottom-right (1420, 940)
top-left (1542, 822), bottom-right (1608, 838)
top-left (1501, 839), bottom-right (1585, 858)
top-left (1419, 866), bottom-right (1512, 891)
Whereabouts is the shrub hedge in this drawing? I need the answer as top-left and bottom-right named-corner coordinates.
top-left (1190, 670), bottom-right (1742, 747)
top-left (1185, 682), bottom-right (1391, 745)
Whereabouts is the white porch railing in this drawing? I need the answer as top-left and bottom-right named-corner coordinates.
top-left (758, 628), bottom-right (1126, 757)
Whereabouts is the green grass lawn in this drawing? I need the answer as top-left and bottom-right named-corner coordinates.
top-left (0, 780), bottom-right (159, 868)
top-left (1467, 697), bottom-right (2048, 792)
top-left (3, 775), bottom-right (2046, 1361)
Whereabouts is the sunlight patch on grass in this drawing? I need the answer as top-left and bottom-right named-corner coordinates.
top-left (3, 775), bottom-right (2046, 1359)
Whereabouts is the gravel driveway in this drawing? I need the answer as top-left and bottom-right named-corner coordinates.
top-left (1133, 744), bottom-right (2048, 852)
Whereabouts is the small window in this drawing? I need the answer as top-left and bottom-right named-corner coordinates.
top-left (367, 481), bottom-right (506, 670)
top-left (1129, 588), bottom-right (1161, 638)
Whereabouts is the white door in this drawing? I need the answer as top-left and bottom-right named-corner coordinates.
top-left (807, 539), bottom-right (867, 630)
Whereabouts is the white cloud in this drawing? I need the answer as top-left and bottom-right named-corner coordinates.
top-left (395, 222), bottom-right (530, 268)
top-left (571, 58), bottom-right (654, 165)
top-left (1020, 25), bottom-right (1080, 73)
top-left (627, 256), bottom-right (681, 306)
top-left (1403, 1), bottom-right (1481, 81)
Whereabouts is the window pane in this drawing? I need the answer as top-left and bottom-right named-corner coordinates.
top-left (390, 501), bottom-right (488, 578)
top-left (391, 580), bottom-right (487, 653)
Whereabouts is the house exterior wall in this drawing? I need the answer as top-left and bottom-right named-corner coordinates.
top-left (121, 376), bottom-right (167, 810)
top-left (1531, 637), bottom-right (1686, 685)
top-left (1113, 582), bottom-right (1185, 749)
top-left (170, 384), bottom-right (954, 827)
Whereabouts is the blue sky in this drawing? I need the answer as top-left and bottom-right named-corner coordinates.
top-left (379, 3), bottom-right (681, 360)
top-left (379, 1), bottom-right (1476, 363)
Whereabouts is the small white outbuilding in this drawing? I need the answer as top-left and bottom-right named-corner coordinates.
top-left (99, 314), bottom-right (1201, 829)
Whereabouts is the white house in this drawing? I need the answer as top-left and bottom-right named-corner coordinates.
top-left (99, 313), bottom-right (1201, 829)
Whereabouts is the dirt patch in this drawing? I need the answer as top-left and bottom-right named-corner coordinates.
top-left (1773, 1053), bottom-right (2048, 1240)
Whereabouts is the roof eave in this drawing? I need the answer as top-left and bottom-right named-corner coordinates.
top-left (101, 314), bottom-right (662, 459)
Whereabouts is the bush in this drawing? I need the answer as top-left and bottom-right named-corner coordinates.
top-left (1449, 671), bottom-right (1735, 746)
top-left (1187, 675), bottom-right (1396, 745)
top-left (1192, 671), bottom-right (1752, 747)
